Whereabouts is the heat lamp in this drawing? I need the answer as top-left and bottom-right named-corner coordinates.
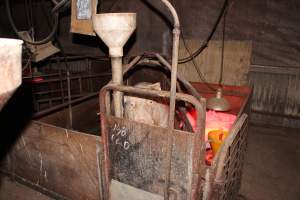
top-left (207, 5), bottom-right (230, 112)
top-left (0, 38), bottom-right (23, 110)
top-left (206, 88), bottom-right (230, 111)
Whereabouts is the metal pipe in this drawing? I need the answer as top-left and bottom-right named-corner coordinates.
top-left (160, 0), bottom-right (180, 28)
top-left (158, 1), bottom-right (181, 199)
top-left (155, 53), bottom-right (202, 100)
top-left (111, 57), bottom-right (123, 117)
top-left (24, 73), bottom-right (112, 83)
top-left (100, 85), bottom-right (206, 121)
top-left (59, 68), bottom-right (65, 103)
top-left (123, 55), bottom-right (143, 74)
top-left (33, 92), bottom-right (97, 118)
top-left (164, 27), bottom-right (180, 200)
top-left (105, 55), bottom-right (143, 117)
top-left (36, 94), bottom-right (84, 104)
top-left (66, 70), bottom-right (73, 129)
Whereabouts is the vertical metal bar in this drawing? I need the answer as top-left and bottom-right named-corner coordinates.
top-left (79, 77), bottom-right (83, 95)
top-left (218, 3), bottom-right (227, 86)
top-left (160, 1), bottom-right (181, 199)
top-left (36, 101), bottom-right (40, 112)
top-left (59, 67), bottom-right (65, 104)
top-left (88, 59), bottom-right (93, 93)
top-left (67, 69), bottom-right (73, 129)
top-left (96, 140), bottom-right (105, 200)
top-left (111, 57), bottom-right (123, 117)
top-left (164, 27), bottom-right (180, 200)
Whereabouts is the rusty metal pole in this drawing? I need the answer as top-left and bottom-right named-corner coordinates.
top-left (67, 69), bottom-right (73, 129)
top-left (159, 1), bottom-right (180, 199)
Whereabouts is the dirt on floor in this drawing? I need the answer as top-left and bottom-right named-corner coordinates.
top-left (239, 125), bottom-right (300, 200)
top-left (0, 176), bottom-right (53, 200)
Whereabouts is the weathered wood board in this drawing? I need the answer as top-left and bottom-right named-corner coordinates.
top-left (1, 121), bottom-right (101, 200)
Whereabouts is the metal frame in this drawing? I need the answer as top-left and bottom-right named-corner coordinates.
top-left (98, 85), bottom-right (250, 200)
top-left (203, 114), bottom-right (249, 200)
top-left (99, 84), bottom-right (207, 200)
top-left (97, 50), bottom-right (251, 199)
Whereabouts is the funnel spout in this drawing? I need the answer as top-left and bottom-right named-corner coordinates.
top-left (111, 57), bottom-right (123, 117)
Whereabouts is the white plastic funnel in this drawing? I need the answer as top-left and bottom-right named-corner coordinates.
top-left (0, 38), bottom-right (23, 110)
top-left (92, 13), bottom-right (136, 117)
top-left (92, 13), bottom-right (136, 57)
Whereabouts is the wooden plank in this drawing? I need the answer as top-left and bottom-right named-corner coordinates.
top-left (1, 121), bottom-right (101, 200)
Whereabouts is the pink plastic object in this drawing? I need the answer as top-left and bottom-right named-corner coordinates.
top-left (183, 109), bottom-right (236, 141)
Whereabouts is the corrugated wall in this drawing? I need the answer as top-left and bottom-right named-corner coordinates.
top-left (249, 65), bottom-right (300, 128)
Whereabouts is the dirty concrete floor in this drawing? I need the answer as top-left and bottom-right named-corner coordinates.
top-left (0, 176), bottom-right (53, 200)
top-left (0, 125), bottom-right (299, 200)
top-left (239, 125), bottom-right (300, 200)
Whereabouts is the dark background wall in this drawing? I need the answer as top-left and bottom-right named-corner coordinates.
top-left (0, 0), bottom-right (299, 128)
top-left (1, 0), bottom-right (300, 67)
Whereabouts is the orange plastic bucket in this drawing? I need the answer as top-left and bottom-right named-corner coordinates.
top-left (208, 130), bottom-right (229, 155)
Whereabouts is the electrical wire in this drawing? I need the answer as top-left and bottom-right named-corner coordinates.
top-left (5, 0), bottom-right (70, 45)
top-left (178, 0), bottom-right (229, 63)
top-left (180, 27), bottom-right (217, 91)
top-left (22, 54), bottom-right (33, 71)
top-left (178, 0), bottom-right (230, 92)
top-left (28, 0), bottom-right (35, 39)
top-left (51, 0), bottom-right (59, 5)
top-left (125, 0), bottom-right (228, 91)
top-left (52, 0), bottom-right (71, 13)
top-left (219, 5), bottom-right (227, 86)
top-left (24, 0), bottom-right (31, 30)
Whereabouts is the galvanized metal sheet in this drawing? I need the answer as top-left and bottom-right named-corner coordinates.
top-left (249, 65), bottom-right (300, 128)
top-left (202, 114), bottom-right (249, 200)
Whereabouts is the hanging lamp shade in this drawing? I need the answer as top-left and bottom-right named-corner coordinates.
top-left (207, 88), bottom-right (230, 111)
